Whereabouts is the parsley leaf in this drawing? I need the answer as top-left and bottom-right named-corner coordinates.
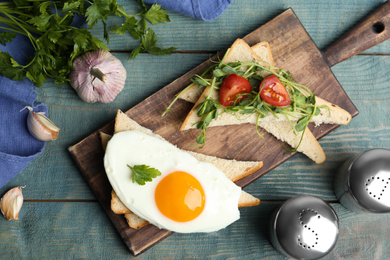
top-left (86, 0), bottom-right (111, 28)
top-left (127, 164), bottom-right (161, 185)
top-left (61, 2), bottom-right (81, 13)
top-left (111, 16), bottom-right (140, 38)
top-left (27, 13), bottom-right (53, 31)
top-left (111, 1), bottom-right (177, 58)
top-left (136, 0), bottom-right (148, 12)
top-left (0, 32), bottom-right (16, 46)
top-left (0, 52), bottom-right (25, 81)
top-left (129, 45), bottom-right (143, 59)
top-left (144, 4), bottom-right (171, 24)
top-left (142, 28), bottom-right (158, 50)
top-left (137, 28), bottom-right (177, 57)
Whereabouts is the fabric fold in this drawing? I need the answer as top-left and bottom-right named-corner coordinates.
top-left (0, 33), bottom-right (47, 189)
top-left (144, 0), bottom-right (233, 21)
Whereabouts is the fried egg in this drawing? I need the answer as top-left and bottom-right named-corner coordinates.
top-left (104, 130), bottom-right (241, 233)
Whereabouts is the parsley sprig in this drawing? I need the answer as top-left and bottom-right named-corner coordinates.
top-left (164, 49), bottom-right (328, 150)
top-left (127, 164), bottom-right (161, 185)
top-left (0, 0), bottom-right (176, 87)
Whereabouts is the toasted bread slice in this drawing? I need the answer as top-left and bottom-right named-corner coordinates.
top-left (178, 80), bottom-right (206, 104)
top-left (180, 85), bottom-right (351, 131)
top-left (258, 121), bottom-right (326, 164)
top-left (251, 41), bottom-right (275, 68)
top-left (109, 188), bottom-right (148, 229)
top-left (103, 110), bottom-right (262, 229)
top-left (99, 132), bottom-right (111, 151)
top-left (124, 212), bottom-right (149, 229)
top-left (110, 189), bottom-right (132, 214)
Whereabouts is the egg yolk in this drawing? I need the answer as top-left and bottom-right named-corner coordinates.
top-left (155, 171), bottom-right (205, 222)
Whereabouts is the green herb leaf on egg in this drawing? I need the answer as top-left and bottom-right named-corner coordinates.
top-left (127, 164), bottom-right (161, 185)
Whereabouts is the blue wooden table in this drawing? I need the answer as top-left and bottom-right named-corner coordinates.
top-left (1, 0), bottom-right (390, 258)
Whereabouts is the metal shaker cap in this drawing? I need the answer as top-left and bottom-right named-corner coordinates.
top-left (269, 195), bottom-right (339, 260)
top-left (347, 148), bottom-right (390, 213)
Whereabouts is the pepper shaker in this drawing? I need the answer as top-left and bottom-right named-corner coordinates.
top-left (334, 148), bottom-right (390, 213)
top-left (269, 195), bottom-right (339, 259)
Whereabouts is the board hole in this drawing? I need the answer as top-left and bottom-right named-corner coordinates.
top-left (372, 21), bottom-right (385, 34)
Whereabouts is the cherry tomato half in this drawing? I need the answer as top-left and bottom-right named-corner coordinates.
top-left (219, 74), bottom-right (252, 106)
top-left (259, 75), bottom-right (291, 106)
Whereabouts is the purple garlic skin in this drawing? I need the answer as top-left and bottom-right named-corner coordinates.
top-left (70, 49), bottom-right (127, 103)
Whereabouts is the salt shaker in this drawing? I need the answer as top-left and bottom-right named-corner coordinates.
top-left (334, 148), bottom-right (390, 213)
top-left (269, 195), bottom-right (339, 260)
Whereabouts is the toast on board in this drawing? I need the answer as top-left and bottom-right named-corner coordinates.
top-left (178, 39), bottom-right (351, 128)
top-left (101, 110), bottom-right (262, 229)
top-left (178, 39), bottom-right (352, 164)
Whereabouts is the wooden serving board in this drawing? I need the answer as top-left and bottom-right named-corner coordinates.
top-left (69, 3), bottom-right (390, 256)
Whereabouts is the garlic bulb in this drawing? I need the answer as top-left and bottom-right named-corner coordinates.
top-left (1, 187), bottom-right (24, 220)
top-left (24, 106), bottom-right (60, 141)
top-left (70, 49), bottom-right (127, 103)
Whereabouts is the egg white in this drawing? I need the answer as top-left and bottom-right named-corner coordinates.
top-left (104, 130), bottom-right (241, 233)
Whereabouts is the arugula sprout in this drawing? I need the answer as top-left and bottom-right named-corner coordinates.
top-left (127, 164), bottom-right (161, 185)
top-left (195, 98), bottom-right (218, 147)
top-left (0, 0), bottom-right (176, 87)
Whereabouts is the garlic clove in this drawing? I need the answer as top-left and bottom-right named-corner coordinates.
top-left (24, 106), bottom-right (60, 141)
top-left (1, 187), bottom-right (24, 220)
top-left (70, 49), bottom-right (127, 104)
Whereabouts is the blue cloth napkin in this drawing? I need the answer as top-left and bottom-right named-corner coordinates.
top-left (0, 10), bottom-right (87, 190)
top-left (144, 0), bottom-right (233, 21)
top-left (0, 32), bottom-right (48, 189)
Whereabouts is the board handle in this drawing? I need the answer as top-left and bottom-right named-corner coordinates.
top-left (323, 1), bottom-right (390, 67)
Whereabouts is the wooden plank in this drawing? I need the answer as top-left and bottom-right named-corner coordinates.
top-left (0, 202), bottom-right (389, 259)
top-left (0, 0), bottom-right (389, 258)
